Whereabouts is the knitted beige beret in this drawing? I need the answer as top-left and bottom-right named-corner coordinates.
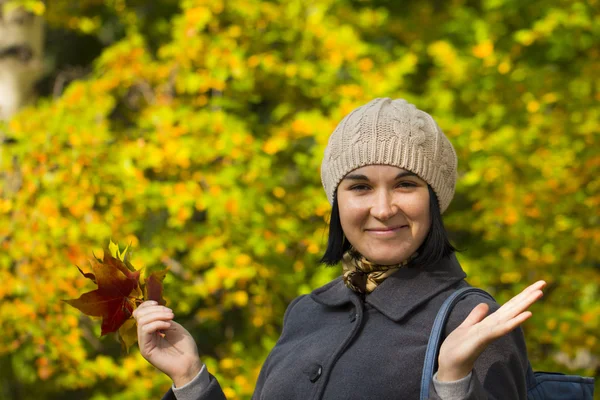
top-left (321, 98), bottom-right (457, 213)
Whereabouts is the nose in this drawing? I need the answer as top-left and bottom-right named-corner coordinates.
top-left (370, 190), bottom-right (398, 221)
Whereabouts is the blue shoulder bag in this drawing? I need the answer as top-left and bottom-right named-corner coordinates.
top-left (420, 287), bottom-right (595, 400)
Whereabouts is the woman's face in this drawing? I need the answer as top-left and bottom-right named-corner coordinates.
top-left (336, 165), bottom-right (431, 265)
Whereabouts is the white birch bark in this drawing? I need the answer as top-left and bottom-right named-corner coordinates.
top-left (0, 2), bottom-right (44, 120)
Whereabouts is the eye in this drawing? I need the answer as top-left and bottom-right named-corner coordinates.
top-left (349, 184), bottom-right (370, 191)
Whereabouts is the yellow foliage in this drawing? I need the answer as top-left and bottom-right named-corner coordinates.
top-left (1, 0), bottom-right (598, 398)
top-left (472, 40), bottom-right (494, 58)
top-left (232, 291), bottom-right (249, 307)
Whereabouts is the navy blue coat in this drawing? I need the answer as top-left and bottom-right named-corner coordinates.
top-left (163, 255), bottom-right (529, 399)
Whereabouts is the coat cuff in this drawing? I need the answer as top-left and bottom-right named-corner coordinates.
top-left (172, 364), bottom-right (210, 400)
top-left (432, 371), bottom-right (472, 400)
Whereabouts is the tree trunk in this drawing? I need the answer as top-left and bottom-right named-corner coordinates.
top-left (0, 1), bottom-right (44, 120)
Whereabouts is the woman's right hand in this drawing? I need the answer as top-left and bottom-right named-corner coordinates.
top-left (132, 301), bottom-right (203, 387)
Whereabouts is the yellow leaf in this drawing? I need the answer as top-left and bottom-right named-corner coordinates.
top-left (472, 41), bottom-right (494, 58)
top-left (273, 187), bottom-right (285, 198)
top-left (235, 254), bottom-right (251, 266)
top-left (307, 243), bottom-right (320, 254)
top-left (109, 240), bottom-right (120, 259)
top-left (118, 319), bottom-right (138, 353)
top-left (500, 272), bottom-right (521, 284)
top-left (358, 58), bottom-right (373, 72)
top-left (252, 315), bottom-right (264, 327)
top-left (498, 60), bottom-right (511, 74)
top-left (219, 358), bottom-right (235, 369)
top-left (232, 291), bottom-right (248, 307)
top-left (527, 101), bottom-right (540, 113)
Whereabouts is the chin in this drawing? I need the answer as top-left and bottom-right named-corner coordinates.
top-left (360, 244), bottom-right (416, 265)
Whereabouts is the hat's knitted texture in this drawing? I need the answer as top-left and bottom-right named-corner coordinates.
top-left (321, 98), bottom-right (457, 213)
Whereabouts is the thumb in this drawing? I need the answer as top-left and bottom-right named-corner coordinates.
top-left (458, 303), bottom-right (490, 329)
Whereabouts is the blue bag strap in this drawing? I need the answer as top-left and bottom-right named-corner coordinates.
top-left (420, 287), bottom-right (495, 400)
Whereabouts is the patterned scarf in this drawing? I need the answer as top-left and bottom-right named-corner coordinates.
top-left (342, 248), bottom-right (417, 294)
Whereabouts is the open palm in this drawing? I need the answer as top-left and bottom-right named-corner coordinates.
top-left (436, 280), bottom-right (546, 381)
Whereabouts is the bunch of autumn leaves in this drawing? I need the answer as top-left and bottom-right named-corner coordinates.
top-left (64, 241), bottom-right (168, 352)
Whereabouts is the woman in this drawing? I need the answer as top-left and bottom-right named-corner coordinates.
top-left (133, 98), bottom-right (545, 399)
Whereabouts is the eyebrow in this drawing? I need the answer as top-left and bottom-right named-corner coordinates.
top-left (342, 171), bottom-right (418, 181)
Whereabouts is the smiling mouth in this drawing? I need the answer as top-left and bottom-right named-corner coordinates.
top-left (366, 225), bottom-right (408, 232)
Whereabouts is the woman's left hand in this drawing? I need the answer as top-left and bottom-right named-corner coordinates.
top-left (436, 280), bottom-right (546, 382)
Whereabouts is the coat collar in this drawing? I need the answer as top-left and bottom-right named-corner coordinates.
top-left (310, 254), bottom-right (467, 322)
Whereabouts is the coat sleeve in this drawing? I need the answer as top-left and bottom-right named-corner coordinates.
top-left (160, 294), bottom-right (307, 400)
top-left (428, 293), bottom-right (530, 400)
top-left (160, 370), bottom-right (226, 400)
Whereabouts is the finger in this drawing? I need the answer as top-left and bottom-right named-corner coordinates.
top-left (508, 311), bottom-right (533, 330)
top-left (137, 309), bottom-right (175, 327)
top-left (494, 289), bottom-right (543, 321)
top-left (458, 303), bottom-right (490, 329)
top-left (486, 311), bottom-right (533, 340)
top-left (484, 290), bottom-right (541, 337)
top-left (135, 305), bottom-right (172, 317)
top-left (133, 305), bottom-right (172, 321)
top-left (500, 281), bottom-right (546, 311)
top-left (500, 281), bottom-right (544, 309)
top-left (139, 320), bottom-right (172, 336)
top-left (522, 280), bottom-right (546, 291)
top-left (132, 301), bottom-right (158, 318)
top-left (490, 281), bottom-right (544, 322)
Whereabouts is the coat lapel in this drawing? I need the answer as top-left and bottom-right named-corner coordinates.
top-left (310, 275), bottom-right (356, 307)
top-left (365, 254), bottom-right (467, 321)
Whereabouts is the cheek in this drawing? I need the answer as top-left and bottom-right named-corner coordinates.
top-left (337, 197), bottom-right (366, 230)
top-left (403, 195), bottom-right (430, 227)
top-left (413, 203), bottom-right (431, 231)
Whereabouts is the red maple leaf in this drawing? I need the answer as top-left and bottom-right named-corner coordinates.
top-left (144, 265), bottom-right (168, 306)
top-left (64, 241), bottom-right (170, 350)
top-left (64, 249), bottom-right (141, 336)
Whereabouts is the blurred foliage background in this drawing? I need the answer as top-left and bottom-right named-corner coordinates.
top-left (0, 0), bottom-right (598, 398)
